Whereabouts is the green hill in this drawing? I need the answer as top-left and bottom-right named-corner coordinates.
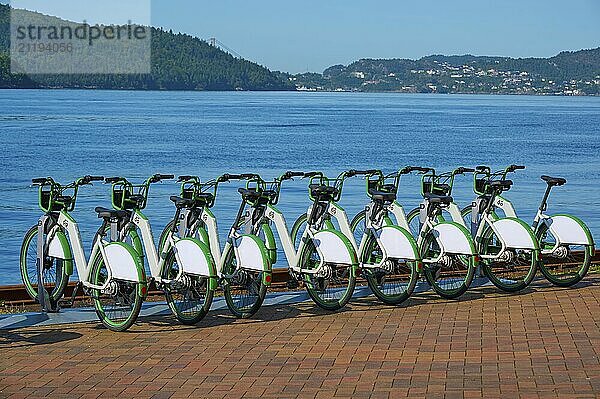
top-left (292, 49), bottom-right (600, 95)
top-left (0, 3), bottom-right (294, 90)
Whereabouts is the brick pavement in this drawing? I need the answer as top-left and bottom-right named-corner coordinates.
top-left (1, 278), bottom-right (599, 399)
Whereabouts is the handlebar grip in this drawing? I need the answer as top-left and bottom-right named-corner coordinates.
top-left (454, 167), bottom-right (475, 174)
top-left (157, 174), bottom-right (175, 180)
top-left (415, 167), bottom-right (434, 174)
top-left (508, 164), bottom-right (526, 171)
top-left (219, 174), bottom-right (241, 181)
top-left (241, 173), bottom-right (260, 179)
top-left (283, 171), bottom-right (305, 179)
top-left (88, 175), bottom-right (104, 182)
top-left (178, 175), bottom-right (194, 182)
top-left (346, 169), bottom-right (379, 177)
top-left (303, 172), bottom-right (321, 178)
top-left (476, 165), bottom-right (489, 172)
top-left (105, 177), bottom-right (122, 183)
top-left (32, 177), bottom-right (48, 184)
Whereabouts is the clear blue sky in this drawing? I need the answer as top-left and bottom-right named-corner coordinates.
top-left (8, 0), bottom-right (600, 73)
top-left (150, 0), bottom-right (600, 73)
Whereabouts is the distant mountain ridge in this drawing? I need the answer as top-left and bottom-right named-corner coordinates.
top-left (0, 3), bottom-right (294, 90)
top-left (291, 48), bottom-right (600, 95)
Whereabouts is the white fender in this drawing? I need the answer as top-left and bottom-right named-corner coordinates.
top-left (236, 235), bottom-right (270, 272)
top-left (312, 230), bottom-right (357, 265)
top-left (491, 218), bottom-right (538, 250)
top-left (174, 238), bottom-right (214, 277)
top-left (104, 242), bottom-right (142, 282)
top-left (376, 226), bottom-right (419, 260)
top-left (48, 232), bottom-right (70, 259)
top-left (546, 215), bottom-right (593, 246)
top-left (431, 222), bottom-right (476, 255)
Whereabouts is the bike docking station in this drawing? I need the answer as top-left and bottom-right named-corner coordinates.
top-left (14, 166), bottom-right (596, 332)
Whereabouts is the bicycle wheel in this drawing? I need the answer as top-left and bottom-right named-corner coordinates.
top-left (90, 252), bottom-right (145, 332)
top-left (421, 230), bottom-right (476, 299)
top-left (222, 245), bottom-right (267, 318)
top-left (301, 238), bottom-right (356, 311)
top-left (20, 225), bottom-right (70, 303)
top-left (536, 223), bottom-right (592, 287)
top-left (291, 213), bottom-right (308, 250)
top-left (350, 211), bottom-right (417, 305)
top-left (162, 247), bottom-right (214, 325)
top-left (158, 220), bottom-right (177, 253)
top-left (406, 208), bottom-right (422, 239)
top-left (349, 210), bottom-right (367, 247)
top-left (479, 226), bottom-right (538, 292)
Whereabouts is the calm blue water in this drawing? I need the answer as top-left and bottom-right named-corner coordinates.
top-left (0, 90), bottom-right (599, 285)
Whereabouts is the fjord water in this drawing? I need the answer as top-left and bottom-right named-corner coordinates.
top-left (0, 90), bottom-right (598, 285)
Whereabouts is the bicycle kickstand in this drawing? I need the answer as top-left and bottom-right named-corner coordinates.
top-left (60, 281), bottom-right (81, 308)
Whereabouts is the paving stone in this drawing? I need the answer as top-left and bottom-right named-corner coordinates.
top-left (0, 278), bottom-right (599, 398)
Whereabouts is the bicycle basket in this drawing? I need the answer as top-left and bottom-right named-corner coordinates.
top-left (39, 186), bottom-right (57, 212)
top-left (111, 182), bottom-right (139, 210)
top-left (474, 178), bottom-right (490, 195)
top-left (422, 181), bottom-right (450, 196)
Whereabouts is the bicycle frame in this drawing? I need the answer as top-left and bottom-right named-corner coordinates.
top-left (331, 170), bottom-right (421, 268)
top-left (107, 175), bottom-right (217, 285)
top-left (33, 177), bottom-right (145, 309)
top-left (264, 201), bottom-right (357, 274)
top-left (174, 175), bottom-right (272, 284)
top-left (260, 171), bottom-right (358, 274)
top-left (474, 167), bottom-right (594, 254)
top-left (467, 171), bottom-right (539, 254)
top-left (45, 210), bottom-right (143, 290)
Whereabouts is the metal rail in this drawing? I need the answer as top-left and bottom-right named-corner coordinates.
top-left (0, 269), bottom-right (293, 305)
top-left (2, 250), bottom-right (598, 306)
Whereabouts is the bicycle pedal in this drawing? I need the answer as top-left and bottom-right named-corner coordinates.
top-left (286, 279), bottom-right (299, 289)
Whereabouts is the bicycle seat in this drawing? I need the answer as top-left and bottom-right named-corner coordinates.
top-left (489, 179), bottom-right (513, 191)
top-left (368, 188), bottom-right (396, 202)
top-left (541, 175), bottom-right (566, 186)
top-left (424, 193), bottom-right (453, 205)
top-left (170, 196), bottom-right (196, 209)
top-left (95, 207), bottom-right (129, 219)
top-left (309, 184), bottom-right (339, 201)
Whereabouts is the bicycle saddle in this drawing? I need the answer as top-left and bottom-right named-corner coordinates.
top-left (541, 175), bottom-right (566, 186)
top-left (170, 196), bottom-right (196, 209)
top-left (309, 184), bottom-right (339, 200)
top-left (368, 188), bottom-right (396, 202)
top-left (489, 179), bottom-right (513, 191)
top-left (423, 193), bottom-right (453, 205)
top-left (94, 207), bottom-right (129, 219)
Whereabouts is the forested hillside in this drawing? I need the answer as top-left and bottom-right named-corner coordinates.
top-left (0, 3), bottom-right (294, 90)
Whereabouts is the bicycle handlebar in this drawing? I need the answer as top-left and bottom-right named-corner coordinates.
top-left (281, 171), bottom-right (306, 180)
top-left (32, 177), bottom-right (52, 185)
top-left (453, 167), bottom-right (476, 175)
top-left (506, 164), bottom-right (526, 173)
top-left (104, 177), bottom-right (123, 184)
top-left (218, 173), bottom-right (259, 182)
top-left (178, 175), bottom-right (196, 182)
top-left (399, 166), bottom-right (433, 175)
top-left (345, 169), bottom-right (380, 177)
top-left (149, 173), bottom-right (174, 183)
